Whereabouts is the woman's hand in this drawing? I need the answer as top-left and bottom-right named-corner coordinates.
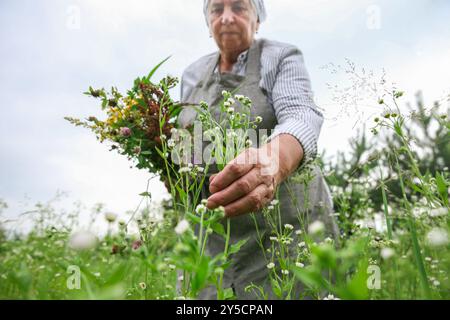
top-left (206, 134), bottom-right (304, 217)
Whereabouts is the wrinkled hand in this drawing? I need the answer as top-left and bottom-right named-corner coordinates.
top-left (206, 147), bottom-right (281, 217)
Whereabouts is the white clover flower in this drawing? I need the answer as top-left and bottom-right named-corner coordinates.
top-left (234, 94), bottom-right (245, 101)
top-left (298, 241), bottom-right (306, 248)
top-left (426, 228), bottom-right (448, 247)
top-left (68, 231), bottom-right (97, 251)
top-left (226, 107), bottom-right (234, 114)
top-left (222, 90), bottom-right (229, 97)
top-left (282, 269), bottom-right (289, 275)
top-left (267, 262), bottom-right (275, 269)
top-left (175, 219), bottom-right (190, 235)
top-left (295, 262), bottom-right (305, 268)
top-left (380, 247), bottom-right (395, 260)
top-left (270, 199), bottom-right (279, 206)
top-left (269, 236), bottom-right (278, 242)
top-left (160, 134), bottom-right (167, 140)
top-left (195, 204), bottom-right (207, 215)
top-left (104, 212), bottom-right (117, 223)
top-left (267, 205), bottom-right (274, 211)
top-left (284, 224), bottom-right (294, 230)
top-left (295, 230), bottom-right (303, 235)
top-left (308, 220), bottom-right (325, 235)
top-left (255, 116), bottom-right (263, 123)
top-left (168, 264), bottom-right (176, 270)
top-left (425, 257), bottom-right (432, 262)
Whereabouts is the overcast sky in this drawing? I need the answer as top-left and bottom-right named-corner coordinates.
top-left (1, 0), bottom-right (449, 231)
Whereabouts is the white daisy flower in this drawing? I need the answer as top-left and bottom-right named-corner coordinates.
top-left (270, 199), bottom-right (279, 206)
top-left (323, 294), bottom-right (340, 300)
top-left (175, 219), bottom-right (190, 235)
top-left (195, 204), bottom-right (207, 215)
top-left (308, 221), bottom-right (325, 235)
top-left (104, 212), bottom-right (117, 223)
top-left (380, 247), bottom-right (395, 260)
top-left (68, 231), bottom-right (97, 251)
top-left (426, 228), bottom-right (448, 247)
top-left (167, 139), bottom-right (176, 148)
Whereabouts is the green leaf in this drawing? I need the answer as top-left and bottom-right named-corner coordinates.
top-left (139, 191), bottom-right (152, 197)
top-left (223, 288), bottom-right (235, 300)
top-left (270, 278), bottom-right (282, 297)
top-left (191, 256), bottom-right (211, 294)
top-left (146, 56), bottom-right (171, 81)
top-left (435, 172), bottom-right (449, 206)
top-left (228, 238), bottom-right (248, 255)
top-left (209, 222), bottom-right (226, 237)
top-left (104, 263), bottom-right (129, 286)
top-left (292, 266), bottom-right (329, 290)
top-left (185, 212), bottom-right (201, 224)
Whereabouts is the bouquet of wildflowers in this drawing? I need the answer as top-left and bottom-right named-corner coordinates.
top-left (65, 59), bottom-right (183, 181)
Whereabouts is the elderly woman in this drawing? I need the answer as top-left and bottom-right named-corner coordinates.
top-left (178, 0), bottom-right (338, 299)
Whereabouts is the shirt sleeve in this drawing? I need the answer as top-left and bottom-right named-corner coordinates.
top-left (267, 45), bottom-right (324, 171)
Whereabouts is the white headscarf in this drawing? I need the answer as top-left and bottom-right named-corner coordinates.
top-left (203, 0), bottom-right (267, 25)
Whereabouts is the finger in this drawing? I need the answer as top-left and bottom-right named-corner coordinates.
top-left (209, 174), bottom-right (218, 185)
top-left (207, 168), bottom-right (273, 209)
top-left (208, 169), bottom-right (271, 207)
top-left (224, 183), bottom-right (274, 218)
top-left (209, 148), bottom-right (258, 194)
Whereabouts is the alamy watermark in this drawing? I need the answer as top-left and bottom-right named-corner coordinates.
top-left (168, 122), bottom-right (280, 176)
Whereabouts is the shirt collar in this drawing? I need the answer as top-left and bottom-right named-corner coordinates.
top-left (214, 49), bottom-right (249, 74)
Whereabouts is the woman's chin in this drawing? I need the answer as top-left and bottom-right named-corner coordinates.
top-left (219, 39), bottom-right (242, 51)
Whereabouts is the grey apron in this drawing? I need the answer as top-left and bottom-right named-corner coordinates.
top-left (178, 38), bottom-right (338, 299)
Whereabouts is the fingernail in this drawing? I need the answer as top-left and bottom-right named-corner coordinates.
top-left (209, 184), bottom-right (218, 194)
top-left (207, 199), bottom-right (217, 209)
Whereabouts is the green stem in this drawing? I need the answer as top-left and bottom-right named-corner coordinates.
top-left (394, 157), bottom-right (431, 298)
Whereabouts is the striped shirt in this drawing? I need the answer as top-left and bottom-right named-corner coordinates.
top-left (180, 38), bottom-right (323, 168)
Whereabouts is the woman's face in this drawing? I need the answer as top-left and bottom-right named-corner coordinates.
top-left (207, 0), bottom-right (259, 55)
